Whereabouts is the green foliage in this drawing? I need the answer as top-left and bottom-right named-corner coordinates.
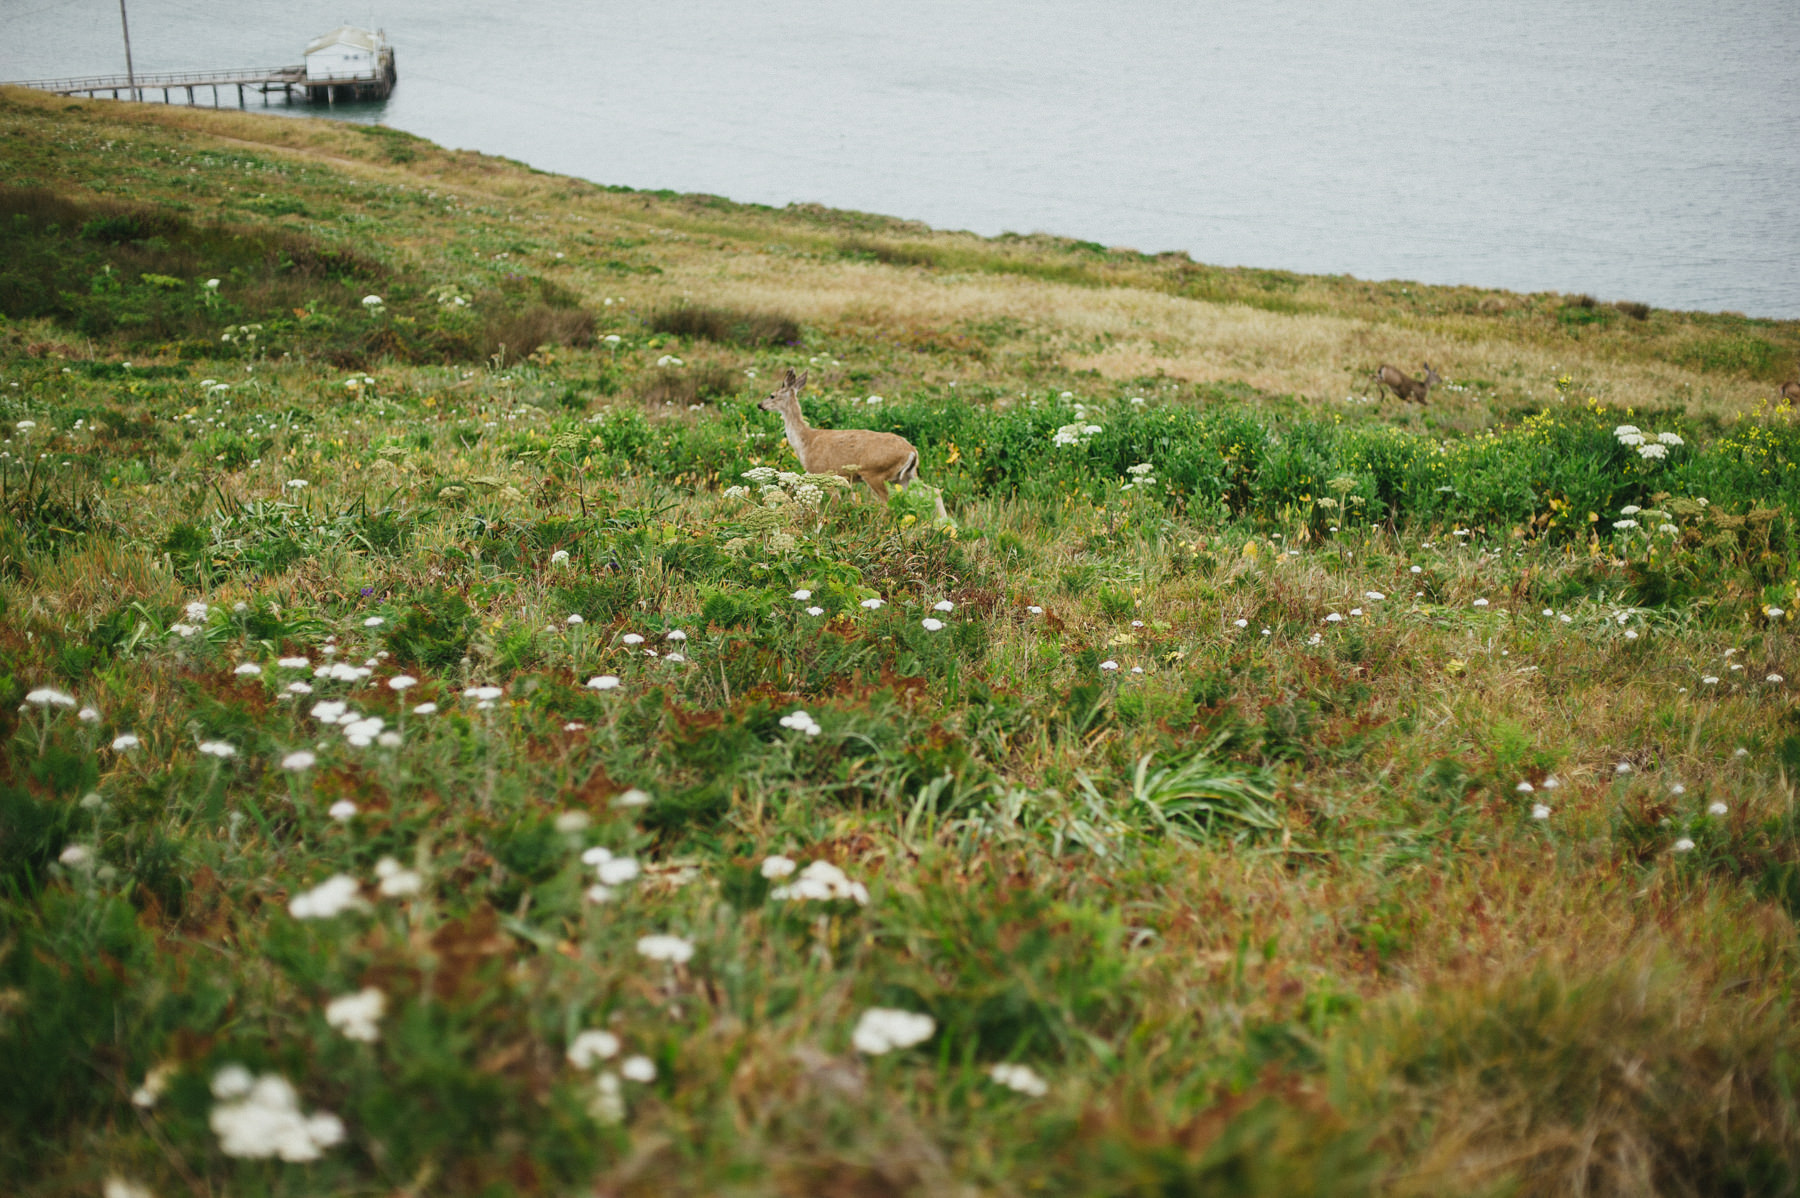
top-left (384, 588), bottom-right (476, 669)
top-left (648, 304), bottom-right (800, 347)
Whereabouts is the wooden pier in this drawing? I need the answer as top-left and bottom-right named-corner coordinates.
top-left (3, 28), bottom-right (397, 108)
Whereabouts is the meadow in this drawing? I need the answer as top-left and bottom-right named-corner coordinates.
top-left (4, 85), bottom-right (1800, 1197)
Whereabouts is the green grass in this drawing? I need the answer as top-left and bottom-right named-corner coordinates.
top-left (3, 88), bottom-right (1800, 1198)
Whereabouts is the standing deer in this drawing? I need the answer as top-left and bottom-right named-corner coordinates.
top-left (1375, 362), bottom-right (1441, 404)
top-left (758, 369), bottom-right (942, 511)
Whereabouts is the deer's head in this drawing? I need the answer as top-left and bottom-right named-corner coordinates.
top-left (759, 368), bottom-right (808, 413)
top-left (1422, 363), bottom-right (1441, 386)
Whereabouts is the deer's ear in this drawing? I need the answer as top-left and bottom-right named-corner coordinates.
top-left (794, 370), bottom-right (809, 392)
top-left (782, 368), bottom-right (798, 388)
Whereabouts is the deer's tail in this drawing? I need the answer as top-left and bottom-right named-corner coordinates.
top-left (894, 451), bottom-right (919, 487)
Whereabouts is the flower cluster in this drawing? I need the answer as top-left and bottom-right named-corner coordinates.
top-left (1119, 462), bottom-right (1158, 492)
top-left (1052, 421), bottom-right (1103, 447)
top-left (770, 859), bottom-right (869, 905)
top-left (722, 466), bottom-right (850, 550)
top-left (851, 1007), bottom-right (935, 1055)
top-left (779, 709), bottom-right (823, 737)
top-left (324, 988), bottom-right (387, 1041)
top-left (209, 1066), bottom-right (345, 1161)
top-left (581, 844), bottom-right (641, 902)
top-left (1614, 424), bottom-right (1683, 461)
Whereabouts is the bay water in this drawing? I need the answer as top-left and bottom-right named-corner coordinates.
top-left (4, 0), bottom-right (1797, 317)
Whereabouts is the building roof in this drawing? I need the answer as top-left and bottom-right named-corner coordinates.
top-left (305, 26), bottom-right (383, 56)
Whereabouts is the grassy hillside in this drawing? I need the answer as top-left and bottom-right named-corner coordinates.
top-left (3, 85), bottom-right (1800, 1197)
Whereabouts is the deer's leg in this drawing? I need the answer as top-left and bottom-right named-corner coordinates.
top-left (864, 474), bottom-right (890, 502)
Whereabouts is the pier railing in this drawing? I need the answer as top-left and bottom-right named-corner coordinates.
top-left (1, 66), bottom-right (310, 94)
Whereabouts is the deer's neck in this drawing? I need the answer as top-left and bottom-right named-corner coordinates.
top-left (777, 403), bottom-right (815, 469)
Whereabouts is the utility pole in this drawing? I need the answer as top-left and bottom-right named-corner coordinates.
top-left (119, 0), bottom-right (138, 101)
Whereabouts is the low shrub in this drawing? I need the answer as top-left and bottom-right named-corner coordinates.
top-left (648, 304), bottom-right (800, 347)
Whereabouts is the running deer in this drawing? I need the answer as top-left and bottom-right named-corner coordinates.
top-left (1375, 362), bottom-right (1442, 404)
top-left (758, 369), bottom-right (941, 510)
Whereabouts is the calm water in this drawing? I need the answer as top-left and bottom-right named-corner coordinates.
top-left (5, 1), bottom-right (1798, 317)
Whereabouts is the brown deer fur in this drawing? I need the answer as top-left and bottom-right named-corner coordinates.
top-left (759, 369), bottom-right (930, 504)
top-left (1780, 380), bottom-right (1800, 404)
top-left (1375, 362), bottom-right (1442, 404)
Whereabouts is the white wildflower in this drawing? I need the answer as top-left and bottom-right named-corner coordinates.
top-left (779, 710), bottom-right (823, 737)
top-left (988, 1062), bottom-right (1049, 1096)
top-left (933, 600), bottom-right (955, 612)
top-left (615, 788), bottom-right (651, 808)
top-left (281, 750), bottom-right (316, 771)
top-left (342, 716), bottom-right (385, 747)
top-left (111, 733), bottom-right (140, 751)
top-left (587, 675), bottom-right (622, 691)
top-left (860, 598), bottom-right (884, 611)
top-left (374, 856), bottom-right (422, 897)
top-left (1673, 838), bottom-right (1695, 853)
top-left (921, 618), bottom-right (945, 631)
top-left (209, 1069), bottom-right (344, 1161)
top-left (234, 663), bottom-right (262, 677)
top-left (770, 860), bottom-right (868, 905)
top-left (277, 656), bottom-right (310, 669)
top-left (289, 874), bottom-right (366, 919)
top-left (197, 741), bottom-right (236, 759)
top-left (324, 988), bottom-right (386, 1042)
top-left (761, 854), bottom-right (796, 879)
top-left (1708, 802), bottom-right (1728, 816)
top-left (387, 675), bottom-right (417, 691)
top-left (329, 800), bottom-right (357, 821)
top-left (852, 1008), bottom-right (935, 1055)
top-left (412, 702), bottom-right (439, 715)
top-left (596, 857), bottom-right (640, 886)
top-left (620, 1055), bottom-right (656, 1083)
top-left (131, 1063), bottom-right (175, 1109)
top-left (24, 688), bottom-right (77, 708)
top-left (567, 1030), bottom-right (620, 1068)
top-left (636, 934), bottom-right (695, 964)
top-left (1531, 804), bottom-right (1551, 820)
